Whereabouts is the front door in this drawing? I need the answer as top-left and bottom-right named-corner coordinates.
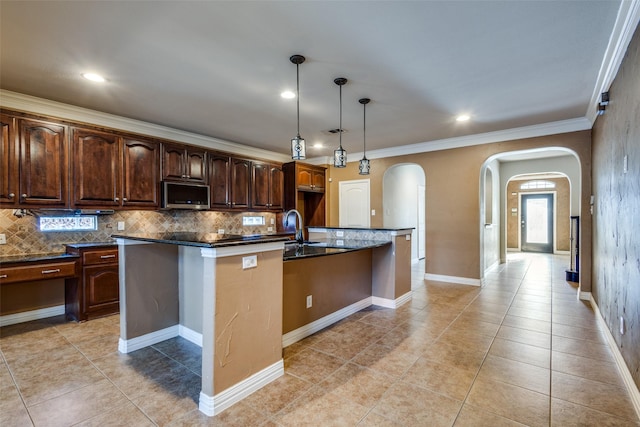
top-left (521, 193), bottom-right (553, 253)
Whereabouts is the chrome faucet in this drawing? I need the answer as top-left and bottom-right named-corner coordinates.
top-left (284, 209), bottom-right (304, 243)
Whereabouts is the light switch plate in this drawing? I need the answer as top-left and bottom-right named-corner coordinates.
top-left (242, 255), bottom-right (257, 269)
top-left (0, 234), bottom-right (6, 244)
top-left (218, 229), bottom-right (225, 234)
top-left (405, 234), bottom-right (411, 241)
top-left (117, 221), bottom-right (125, 231)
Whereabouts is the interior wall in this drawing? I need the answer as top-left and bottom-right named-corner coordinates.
top-left (482, 160), bottom-right (501, 272)
top-left (382, 164), bottom-right (424, 262)
top-left (506, 177), bottom-right (571, 251)
top-left (326, 130), bottom-right (592, 284)
top-left (591, 24), bottom-right (640, 389)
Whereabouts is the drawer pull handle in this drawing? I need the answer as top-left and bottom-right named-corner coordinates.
top-left (0, 274), bottom-right (7, 279)
top-left (100, 255), bottom-right (116, 259)
top-left (41, 269), bottom-right (61, 274)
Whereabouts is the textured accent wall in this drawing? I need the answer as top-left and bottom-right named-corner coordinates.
top-left (592, 25), bottom-right (640, 388)
top-left (0, 209), bottom-right (276, 257)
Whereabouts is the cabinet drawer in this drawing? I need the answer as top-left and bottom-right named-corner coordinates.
top-left (82, 249), bottom-right (118, 265)
top-left (0, 261), bottom-right (77, 284)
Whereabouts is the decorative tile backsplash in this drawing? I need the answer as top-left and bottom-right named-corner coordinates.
top-left (0, 209), bottom-right (276, 256)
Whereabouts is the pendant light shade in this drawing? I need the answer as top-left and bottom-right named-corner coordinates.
top-left (333, 77), bottom-right (348, 168)
top-left (290, 55), bottom-right (306, 160)
top-left (358, 98), bottom-right (371, 175)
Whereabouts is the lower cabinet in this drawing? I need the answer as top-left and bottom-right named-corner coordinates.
top-left (65, 244), bottom-right (119, 321)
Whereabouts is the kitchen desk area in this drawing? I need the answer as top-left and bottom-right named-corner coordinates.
top-left (112, 227), bottom-right (412, 416)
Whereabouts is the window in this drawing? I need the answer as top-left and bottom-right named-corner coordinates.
top-left (39, 216), bottom-right (98, 232)
top-left (520, 180), bottom-right (555, 190)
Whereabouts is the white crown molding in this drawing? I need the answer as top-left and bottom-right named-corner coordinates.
top-left (0, 90), bottom-right (290, 163)
top-left (307, 117), bottom-right (591, 164)
top-left (586, 0), bottom-right (640, 123)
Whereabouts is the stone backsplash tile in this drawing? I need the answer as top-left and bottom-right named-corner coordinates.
top-left (0, 209), bottom-right (276, 256)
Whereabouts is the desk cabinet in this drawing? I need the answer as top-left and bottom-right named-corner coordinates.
top-left (66, 245), bottom-right (119, 321)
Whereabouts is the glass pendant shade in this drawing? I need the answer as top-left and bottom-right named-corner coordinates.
top-left (334, 77), bottom-right (348, 168)
top-left (290, 55), bottom-right (306, 160)
top-left (359, 157), bottom-right (370, 175)
top-left (358, 97), bottom-right (371, 175)
top-left (291, 135), bottom-right (306, 160)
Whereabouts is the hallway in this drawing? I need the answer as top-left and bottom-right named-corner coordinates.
top-left (1, 254), bottom-right (638, 426)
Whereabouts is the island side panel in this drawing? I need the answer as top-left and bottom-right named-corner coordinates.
top-left (179, 246), bottom-right (203, 335)
top-left (283, 249), bottom-right (372, 334)
top-left (213, 250), bottom-right (283, 394)
top-left (393, 234), bottom-right (412, 299)
top-left (119, 242), bottom-right (179, 340)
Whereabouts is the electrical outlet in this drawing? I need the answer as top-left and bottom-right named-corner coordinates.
top-left (242, 255), bottom-right (257, 269)
top-left (336, 239), bottom-right (344, 246)
top-left (405, 234), bottom-right (411, 241)
top-left (218, 229), bottom-right (225, 234)
top-left (306, 295), bottom-right (312, 308)
top-left (267, 226), bottom-right (273, 232)
top-left (0, 234), bottom-right (6, 244)
top-left (117, 221), bottom-right (125, 231)
top-left (371, 209), bottom-right (376, 216)
top-left (620, 316), bottom-right (625, 335)
top-left (336, 230), bottom-right (344, 237)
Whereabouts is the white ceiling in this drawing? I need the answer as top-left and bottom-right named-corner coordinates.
top-left (0, 1), bottom-right (636, 160)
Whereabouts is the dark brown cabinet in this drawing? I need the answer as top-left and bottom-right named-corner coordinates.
top-left (282, 162), bottom-right (326, 236)
top-left (252, 162), bottom-right (283, 210)
top-left (122, 137), bottom-right (160, 208)
top-left (162, 144), bottom-right (207, 183)
top-left (65, 245), bottom-right (119, 321)
top-left (230, 158), bottom-right (251, 209)
top-left (72, 128), bottom-right (120, 207)
top-left (208, 154), bottom-right (251, 209)
top-left (1, 116), bottom-right (69, 207)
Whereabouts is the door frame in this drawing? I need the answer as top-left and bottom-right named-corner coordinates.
top-left (518, 191), bottom-right (557, 253)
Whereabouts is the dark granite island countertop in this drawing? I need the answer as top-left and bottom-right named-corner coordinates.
top-left (111, 232), bottom-right (290, 247)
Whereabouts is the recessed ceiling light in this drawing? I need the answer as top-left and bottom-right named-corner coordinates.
top-left (81, 72), bottom-right (106, 83)
top-left (456, 114), bottom-right (470, 122)
top-left (313, 143), bottom-right (324, 148)
top-left (281, 91), bottom-right (295, 99)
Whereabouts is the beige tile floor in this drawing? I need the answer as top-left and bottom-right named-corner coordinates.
top-left (1, 253), bottom-right (639, 426)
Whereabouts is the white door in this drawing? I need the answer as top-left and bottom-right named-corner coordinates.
top-left (339, 179), bottom-right (370, 227)
top-left (418, 184), bottom-right (426, 259)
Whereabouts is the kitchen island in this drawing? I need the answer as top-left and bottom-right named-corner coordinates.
top-left (112, 232), bottom-right (289, 416)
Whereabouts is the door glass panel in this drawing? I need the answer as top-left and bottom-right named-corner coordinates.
top-left (526, 198), bottom-right (549, 244)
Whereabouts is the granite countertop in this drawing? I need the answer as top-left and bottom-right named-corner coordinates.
top-left (307, 226), bottom-right (414, 232)
top-left (65, 241), bottom-right (117, 249)
top-left (283, 239), bottom-right (391, 261)
top-left (0, 253), bottom-right (79, 265)
top-left (111, 232), bottom-right (290, 248)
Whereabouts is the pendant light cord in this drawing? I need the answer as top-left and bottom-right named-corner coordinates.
top-left (296, 63), bottom-right (300, 137)
top-left (339, 84), bottom-right (343, 149)
top-left (363, 102), bottom-right (366, 157)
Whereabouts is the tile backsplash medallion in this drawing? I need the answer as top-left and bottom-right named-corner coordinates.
top-left (0, 209), bottom-right (276, 256)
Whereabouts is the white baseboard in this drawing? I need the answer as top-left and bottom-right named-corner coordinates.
top-left (118, 325), bottom-right (179, 353)
top-left (507, 248), bottom-right (520, 252)
top-left (0, 305), bottom-right (65, 327)
top-left (590, 295), bottom-right (640, 418)
top-left (425, 273), bottom-right (481, 287)
top-left (199, 360), bottom-right (284, 416)
top-left (179, 325), bottom-right (203, 347)
top-left (555, 250), bottom-right (570, 255)
top-left (372, 291), bottom-right (412, 309)
top-left (282, 297), bottom-right (372, 347)
top-left (579, 291), bottom-right (591, 301)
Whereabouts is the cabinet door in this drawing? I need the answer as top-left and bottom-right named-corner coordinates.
top-left (162, 144), bottom-right (186, 181)
top-left (0, 114), bottom-right (18, 205)
top-left (122, 138), bottom-right (160, 208)
top-left (83, 264), bottom-right (119, 318)
top-left (18, 118), bottom-right (68, 206)
top-left (311, 170), bottom-right (325, 191)
top-left (269, 164), bottom-right (284, 209)
top-left (209, 154), bottom-right (231, 208)
top-left (251, 162), bottom-right (270, 209)
top-left (297, 167), bottom-right (313, 190)
top-left (185, 149), bottom-right (207, 183)
top-left (230, 158), bottom-right (251, 209)
top-left (72, 128), bottom-right (120, 206)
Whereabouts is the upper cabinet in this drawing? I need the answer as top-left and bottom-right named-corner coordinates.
top-left (72, 128), bottom-right (120, 207)
top-left (208, 154), bottom-right (252, 210)
top-left (296, 164), bottom-right (325, 192)
top-left (230, 158), bottom-right (251, 209)
top-left (121, 137), bottom-right (160, 208)
top-left (1, 116), bottom-right (69, 207)
top-left (162, 144), bottom-right (207, 183)
top-left (71, 128), bottom-right (160, 209)
top-left (252, 162), bottom-right (283, 210)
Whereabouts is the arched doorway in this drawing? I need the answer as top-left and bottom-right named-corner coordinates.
top-left (382, 164), bottom-right (426, 262)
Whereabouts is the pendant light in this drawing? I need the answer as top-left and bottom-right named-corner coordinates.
top-left (290, 55), bottom-right (306, 160)
top-left (358, 98), bottom-right (371, 175)
top-left (333, 77), bottom-right (347, 168)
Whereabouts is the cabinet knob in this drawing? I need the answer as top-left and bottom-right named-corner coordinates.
top-left (122, 198), bottom-right (127, 202)
top-left (181, 175), bottom-right (187, 178)
top-left (114, 197), bottom-right (120, 202)
top-left (8, 193), bottom-right (15, 199)
top-left (21, 194), bottom-right (27, 199)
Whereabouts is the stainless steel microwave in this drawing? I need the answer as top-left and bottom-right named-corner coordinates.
top-left (161, 181), bottom-right (210, 210)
